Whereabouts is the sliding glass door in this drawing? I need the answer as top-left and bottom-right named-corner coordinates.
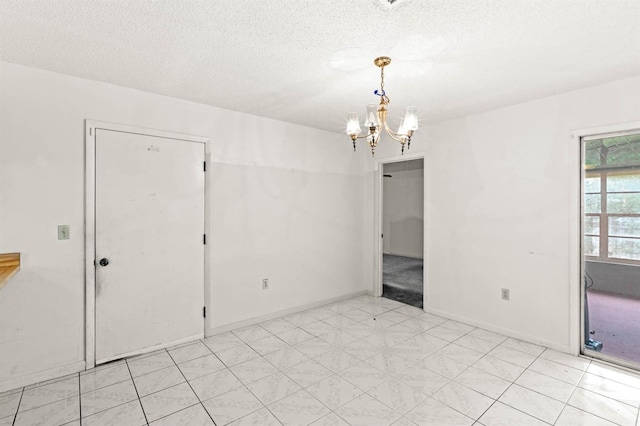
top-left (581, 131), bottom-right (640, 369)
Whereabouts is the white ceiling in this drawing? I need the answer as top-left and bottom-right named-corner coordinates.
top-left (1, 0), bottom-right (639, 134)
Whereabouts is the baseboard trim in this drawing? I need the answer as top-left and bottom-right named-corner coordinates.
top-left (424, 307), bottom-right (572, 354)
top-left (206, 290), bottom-right (367, 337)
top-left (0, 360), bottom-right (85, 393)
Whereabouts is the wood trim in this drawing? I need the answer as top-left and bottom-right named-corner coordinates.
top-left (0, 253), bottom-right (20, 289)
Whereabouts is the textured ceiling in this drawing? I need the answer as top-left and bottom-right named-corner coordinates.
top-left (1, 0), bottom-right (639, 133)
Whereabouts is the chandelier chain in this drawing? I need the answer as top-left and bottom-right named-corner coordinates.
top-left (380, 66), bottom-right (390, 104)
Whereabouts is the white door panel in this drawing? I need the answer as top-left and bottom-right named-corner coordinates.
top-left (95, 129), bottom-right (205, 363)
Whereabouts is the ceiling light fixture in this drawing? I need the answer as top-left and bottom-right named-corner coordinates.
top-left (380, 0), bottom-right (404, 7)
top-left (346, 56), bottom-right (418, 157)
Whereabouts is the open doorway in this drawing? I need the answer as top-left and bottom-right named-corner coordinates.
top-left (381, 159), bottom-right (424, 308)
top-left (581, 130), bottom-right (640, 370)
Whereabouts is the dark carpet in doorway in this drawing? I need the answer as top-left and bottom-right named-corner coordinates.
top-left (383, 254), bottom-right (423, 293)
top-left (383, 284), bottom-right (423, 309)
top-left (383, 254), bottom-right (423, 308)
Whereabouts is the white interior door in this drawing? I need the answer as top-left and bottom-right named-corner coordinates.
top-left (94, 129), bottom-right (205, 364)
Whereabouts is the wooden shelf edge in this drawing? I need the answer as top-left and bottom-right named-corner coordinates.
top-left (0, 253), bottom-right (20, 290)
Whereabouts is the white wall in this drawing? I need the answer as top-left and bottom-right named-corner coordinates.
top-left (2, 61), bottom-right (639, 390)
top-left (370, 75), bottom-right (640, 352)
top-left (0, 61), bottom-right (368, 391)
top-left (382, 166), bottom-right (424, 258)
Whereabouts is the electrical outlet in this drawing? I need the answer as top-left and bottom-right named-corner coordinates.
top-left (501, 288), bottom-right (510, 301)
top-left (58, 225), bottom-right (70, 240)
top-left (262, 278), bottom-right (269, 290)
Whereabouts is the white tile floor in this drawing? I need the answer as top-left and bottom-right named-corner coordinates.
top-left (2, 295), bottom-right (640, 426)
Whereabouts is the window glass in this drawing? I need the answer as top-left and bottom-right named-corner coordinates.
top-left (609, 237), bottom-right (640, 260)
top-left (584, 216), bottom-right (600, 235)
top-left (585, 194), bottom-right (601, 214)
top-left (585, 177), bottom-right (601, 193)
top-left (585, 140), bottom-right (603, 168)
top-left (603, 141), bottom-right (640, 167)
top-left (607, 174), bottom-right (640, 192)
top-left (609, 217), bottom-right (640, 238)
top-left (607, 193), bottom-right (640, 214)
top-left (584, 236), bottom-right (600, 257)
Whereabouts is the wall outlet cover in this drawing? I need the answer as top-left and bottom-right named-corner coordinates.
top-left (501, 288), bottom-right (510, 301)
top-left (58, 225), bottom-right (70, 240)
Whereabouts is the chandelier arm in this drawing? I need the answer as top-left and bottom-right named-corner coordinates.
top-left (378, 107), bottom-right (407, 138)
top-left (351, 127), bottom-right (378, 139)
top-left (353, 133), bottom-right (373, 140)
top-left (383, 119), bottom-right (411, 143)
top-left (382, 127), bottom-right (407, 143)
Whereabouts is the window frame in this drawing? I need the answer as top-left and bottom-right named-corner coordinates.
top-left (585, 164), bottom-right (640, 266)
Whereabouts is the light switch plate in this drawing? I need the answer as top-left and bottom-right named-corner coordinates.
top-left (58, 225), bottom-right (70, 240)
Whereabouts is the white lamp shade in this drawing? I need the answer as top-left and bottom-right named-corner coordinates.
top-left (346, 113), bottom-right (361, 135)
top-left (403, 107), bottom-right (419, 131)
top-left (364, 104), bottom-right (380, 127)
top-left (397, 119), bottom-right (408, 136)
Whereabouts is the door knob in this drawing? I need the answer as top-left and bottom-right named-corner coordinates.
top-left (99, 258), bottom-right (109, 267)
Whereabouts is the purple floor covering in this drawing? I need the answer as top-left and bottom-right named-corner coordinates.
top-left (587, 289), bottom-right (640, 366)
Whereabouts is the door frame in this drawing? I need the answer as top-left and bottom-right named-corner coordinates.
top-left (570, 121), bottom-right (640, 364)
top-left (84, 120), bottom-right (210, 369)
top-left (373, 153), bottom-right (426, 306)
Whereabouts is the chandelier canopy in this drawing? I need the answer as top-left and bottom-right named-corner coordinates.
top-left (346, 56), bottom-right (418, 157)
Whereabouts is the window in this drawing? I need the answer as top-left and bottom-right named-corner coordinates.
top-left (584, 133), bottom-right (640, 264)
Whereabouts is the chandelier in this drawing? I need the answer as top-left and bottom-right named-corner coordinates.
top-left (346, 56), bottom-right (418, 156)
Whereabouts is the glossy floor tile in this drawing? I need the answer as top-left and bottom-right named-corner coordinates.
top-left (4, 294), bottom-right (640, 425)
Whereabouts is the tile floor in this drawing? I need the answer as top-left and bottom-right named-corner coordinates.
top-left (2, 295), bottom-right (640, 426)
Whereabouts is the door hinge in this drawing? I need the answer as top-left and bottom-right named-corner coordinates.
top-left (203, 234), bottom-right (206, 244)
top-left (381, 233), bottom-right (384, 238)
top-left (203, 161), bottom-right (206, 172)
top-left (203, 306), bottom-right (206, 318)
